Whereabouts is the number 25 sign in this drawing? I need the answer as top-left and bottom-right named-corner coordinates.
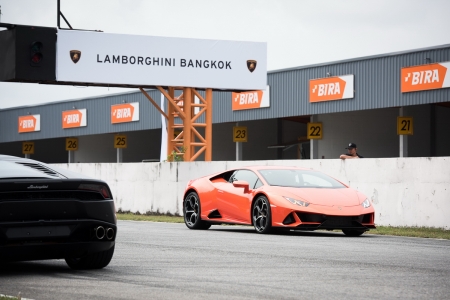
top-left (114, 135), bottom-right (127, 148)
top-left (307, 122), bottom-right (323, 139)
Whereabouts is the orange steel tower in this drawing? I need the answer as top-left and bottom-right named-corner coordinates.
top-left (139, 87), bottom-right (213, 161)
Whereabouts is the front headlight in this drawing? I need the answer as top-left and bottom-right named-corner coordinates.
top-left (283, 196), bottom-right (310, 207)
top-left (361, 198), bottom-right (371, 208)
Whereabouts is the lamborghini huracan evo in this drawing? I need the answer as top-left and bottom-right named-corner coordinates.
top-left (0, 155), bottom-right (116, 269)
top-left (183, 166), bottom-right (375, 236)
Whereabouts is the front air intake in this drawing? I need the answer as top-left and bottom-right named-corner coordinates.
top-left (282, 213), bottom-right (296, 225)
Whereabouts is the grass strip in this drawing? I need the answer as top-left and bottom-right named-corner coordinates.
top-left (117, 212), bottom-right (184, 223)
top-left (116, 213), bottom-right (450, 239)
top-left (0, 296), bottom-right (18, 300)
top-left (367, 226), bottom-right (450, 239)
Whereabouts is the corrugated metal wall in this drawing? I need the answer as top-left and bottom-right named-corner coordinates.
top-left (1, 45), bottom-right (449, 143)
top-left (214, 44), bottom-right (450, 122)
top-left (0, 89), bottom-right (162, 142)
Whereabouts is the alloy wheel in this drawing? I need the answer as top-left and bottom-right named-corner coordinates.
top-left (184, 193), bottom-right (199, 227)
top-left (253, 197), bottom-right (269, 232)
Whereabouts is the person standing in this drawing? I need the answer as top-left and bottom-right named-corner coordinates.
top-left (340, 142), bottom-right (363, 159)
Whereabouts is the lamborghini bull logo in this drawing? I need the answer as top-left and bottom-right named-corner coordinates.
top-left (70, 50), bottom-right (81, 64)
top-left (247, 60), bottom-right (257, 73)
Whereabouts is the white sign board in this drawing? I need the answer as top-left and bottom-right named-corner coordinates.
top-left (56, 30), bottom-right (267, 90)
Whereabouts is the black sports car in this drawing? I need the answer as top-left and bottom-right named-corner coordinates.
top-left (0, 155), bottom-right (116, 269)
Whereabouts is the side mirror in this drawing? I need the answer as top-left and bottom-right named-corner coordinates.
top-left (233, 180), bottom-right (249, 193)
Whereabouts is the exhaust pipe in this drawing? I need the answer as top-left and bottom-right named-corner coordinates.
top-left (95, 226), bottom-right (105, 240)
top-left (106, 228), bottom-right (115, 240)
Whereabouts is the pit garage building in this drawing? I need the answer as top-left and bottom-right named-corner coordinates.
top-left (0, 44), bottom-right (449, 163)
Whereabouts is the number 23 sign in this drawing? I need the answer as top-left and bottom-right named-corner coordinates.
top-left (307, 122), bottom-right (323, 139)
top-left (233, 126), bottom-right (247, 142)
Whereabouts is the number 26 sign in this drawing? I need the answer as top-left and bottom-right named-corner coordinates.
top-left (307, 122), bottom-right (323, 139)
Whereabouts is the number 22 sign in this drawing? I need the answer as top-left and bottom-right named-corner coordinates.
top-left (307, 122), bottom-right (323, 139)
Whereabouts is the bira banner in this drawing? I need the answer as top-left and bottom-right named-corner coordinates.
top-left (56, 30), bottom-right (267, 90)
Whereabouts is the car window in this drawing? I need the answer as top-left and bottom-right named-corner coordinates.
top-left (254, 178), bottom-right (263, 189)
top-left (301, 174), bottom-right (333, 187)
top-left (229, 170), bottom-right (260, 189)
top-left (258, 169), bottom-right (345, 188)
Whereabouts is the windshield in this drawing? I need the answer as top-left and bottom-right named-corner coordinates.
top-left (258, 169), bottom-right (346, 188)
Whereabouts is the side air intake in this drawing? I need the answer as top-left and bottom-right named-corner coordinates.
top-left (207, 209), bottom-right (222, 219)
top-left (15, 162), bottom-right (65, 178)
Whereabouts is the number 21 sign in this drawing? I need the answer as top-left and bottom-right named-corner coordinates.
top-left (307, 122), bottom-right (323, 139)
top-left (397, 117), bottom-right (413, 135)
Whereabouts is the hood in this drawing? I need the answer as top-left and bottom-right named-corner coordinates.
top-left (270, 186), bottom-right (361, 207)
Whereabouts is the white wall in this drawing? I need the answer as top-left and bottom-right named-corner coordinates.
top-left (54, 157), bottom-right (450, 229)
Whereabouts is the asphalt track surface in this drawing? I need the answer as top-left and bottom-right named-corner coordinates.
top-left (1, 221), bottom-right (449, 300)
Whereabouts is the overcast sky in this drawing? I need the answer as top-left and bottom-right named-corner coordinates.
top-left (1, 0), bottom-right (449, 109)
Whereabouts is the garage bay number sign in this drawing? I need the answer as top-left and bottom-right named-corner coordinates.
top-left (66, 138), bottom-right (79, 151)
top-left (114, 135), bottom-right (127, 149)
top-left (233, 127), bottom-right (247, 142)
top-left (307, 123), bottom-right (323, 139)
top-left (22, 142), bottom-right (34, 154)
top-left (397, 117), bottom-right (414, 135)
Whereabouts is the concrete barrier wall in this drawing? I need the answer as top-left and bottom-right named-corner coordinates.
top-left (53, 157), bottom-right (450, 229)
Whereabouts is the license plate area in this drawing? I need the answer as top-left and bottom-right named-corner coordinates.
top-left (6, 226), bottom-right (71, 239)
top-left (324, 216), bottom-right (353, 227)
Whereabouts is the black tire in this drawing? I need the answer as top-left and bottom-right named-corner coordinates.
top-left (252, 195), bottom-right (272, 234)
top-left (342, 229), bottom-right (366, 237)
top-left (183, 192), bottom-right (211, 230)
top-left (65, 245), bottom-right (115, 270)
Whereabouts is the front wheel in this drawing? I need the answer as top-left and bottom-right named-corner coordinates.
top-left (252, 196), bottom-right (272, 234)
top-left (342, 229), bottom-right (366, 237)
top-left (65, 245), bottom-right (115, 270)
top-left (183, 192), bottom-right (211, 230)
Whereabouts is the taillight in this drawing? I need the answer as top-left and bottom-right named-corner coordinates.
top-left (78, 184), bottom-right (112, 199)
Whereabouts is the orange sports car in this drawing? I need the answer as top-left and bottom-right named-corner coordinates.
top-left (183, 166), bottom-right (375, 236)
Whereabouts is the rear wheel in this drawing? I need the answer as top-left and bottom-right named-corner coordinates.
top-left (342, 229), bottom-right (366, 237)
top-left (184, 192), bottom-right (211, 230)
top-left (252, 196), bottom-right (272, 234)
top-left (65, 245), bottom-right (115, 270)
